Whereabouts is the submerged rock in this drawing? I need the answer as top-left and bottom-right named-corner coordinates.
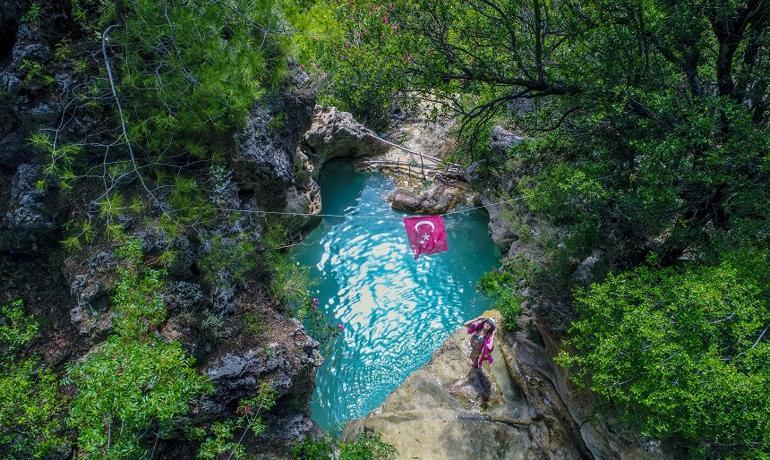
top-left (343, 309), bottom-right (675, 459)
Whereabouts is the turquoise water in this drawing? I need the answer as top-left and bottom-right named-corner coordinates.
top-left (292, 160), bottom-right (500, 432)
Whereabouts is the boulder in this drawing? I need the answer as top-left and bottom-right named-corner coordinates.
top-left (479, 195), bottom-right (518, 252)
top-left (198, 314), bottom-right (323, 444)
top-left (490, 125), bottom-right (524, 156)
top-left (303, 106), bottom-right (389, 164)
top-left (10, 24), bottom-right (51, 70)
top-left (64, 250), bottom-right (119, 336)
top-left (572, 250), bottom-right (607, 286)
top-left (389, 180), bottom-right (467, 214)
top-left (232, 102), bottom-right (296, 199)
top-left (0, 133), bottom-right (30, 171)
top-left (163, 281), bottom-right (205, 313)
top-left (231, 64), bottom-right (315, 209)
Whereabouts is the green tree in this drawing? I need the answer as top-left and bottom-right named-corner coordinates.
top-left (557, 251), bottom-right (770, 456)
top-left (293, 0), bottom-right (770, 269)
top-left (293, 1), bottom-right (770, 454)
top-left (67, 337), bottom-right (210, 458)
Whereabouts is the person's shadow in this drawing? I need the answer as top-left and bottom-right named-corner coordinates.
top-left (467, 367), bottom-right (492, 409)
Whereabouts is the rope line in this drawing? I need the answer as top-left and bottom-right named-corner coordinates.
top-left (217, 169), bottom-right (626, 220)
top-left (218, 195), bottom-right (521, 220)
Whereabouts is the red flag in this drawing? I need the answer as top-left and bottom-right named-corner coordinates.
top-left (403, 215), bottom-right (448, 260)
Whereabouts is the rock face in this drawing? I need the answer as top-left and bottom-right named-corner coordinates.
top-left (480, 196), bottom-right (518, 252)
top-left (302, 105), bottom-right (390, 164)
top-left (195, 302), bottom-right (324, 447)
top-left (5, 164), bottom-right (55, 233)
top-left (231, 63), bottom-right (316, 210)
top-left (490, 126), bottom-right (524, 157)
top-left (344, 309), bottom-right (675, 459)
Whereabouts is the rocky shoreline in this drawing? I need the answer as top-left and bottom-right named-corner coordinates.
top-left (342, 307), bottom-right (675, 459)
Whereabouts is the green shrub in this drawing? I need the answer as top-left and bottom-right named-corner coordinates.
top-left (67, 336), bottom-right (211, 458)
top-left (197, 383), bottom-right (277, 459)
top-left (111, 266), bottom-right (166, 338)
top-left (339, 433), bottom-right (398, 460)
top-left (264, 223), bottom-right (316, 314)
top-left (0, 301), bottom-right (68, 457)
top-left (478, 271), bottom-right (521, 330)
top-left (67, 242), bottom-right (212, 458)
top-left (199, 234), bottom-right (258, 287)
top-left (557, 252), bottom-right (770, 456)
top-left (292, 436), bottom-right (336, 459)
top-left (243, 310), bottom-right (266, 336)
top-left (0, 299), bottom-right (39, 355)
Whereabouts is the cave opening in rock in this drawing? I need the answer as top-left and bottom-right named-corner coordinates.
top-left (291, 159), bottom-right (500, 432)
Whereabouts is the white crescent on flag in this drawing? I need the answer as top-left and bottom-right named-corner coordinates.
top-left (414, 220), bottom-right (435, 233)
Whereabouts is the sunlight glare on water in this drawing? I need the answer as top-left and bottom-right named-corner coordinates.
top-left (291, 160), bottom-right (500, 433)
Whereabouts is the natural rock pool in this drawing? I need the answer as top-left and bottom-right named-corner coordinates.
top-left (292, 160), bottom-right (500, 432)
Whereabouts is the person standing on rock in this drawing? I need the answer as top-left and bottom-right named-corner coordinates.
top-left (464, 316), bottom-right (496, 368)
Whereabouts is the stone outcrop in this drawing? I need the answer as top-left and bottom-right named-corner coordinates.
top-left (231, 63), bottom-right (316, 210)
top-left (490, 126), bottom-right (524, 157)
top-left (302, 105), bottom-right (390, 164)
top-left (479, 196), bottom-right (518, 252)
top-left (196, 302), bottom-right (324, 446)
top-left (343, 309), bottom-right (675, 459)
top-left (5, 164), bottom-right (55, 235)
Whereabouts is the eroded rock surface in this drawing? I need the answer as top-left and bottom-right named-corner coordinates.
top-left (343, 309), bottom-right (674, 459)
top-left (303, 105), bottom-right (390, 163)
top-left (388, 178), bottom-right (468, 214)
top-left (197, 308), bottom-right (324, 446)
top-left (231, 63), bottom-right (316, 210)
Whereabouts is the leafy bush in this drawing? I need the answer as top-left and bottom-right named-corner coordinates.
top-left (292, 436), bottom-right (336, 459)
top-left (67, 242), bottom-right (211, 458)
top-left (478, 270), bottom-right (521, 330)
top-left (198, 234), bottom-right (258, 287)
top-left (0, 299), bottom-right (39, 355)
top-left (67, 336), bottom-right (211, 457)
top-left (339, 433), bottom-right (398, 460)
top-left (243, 310), bottom-right (267, 336)
top-left (557, 252), bottom-right (770, 456)
top-left (111, 265), bottom-right (166, 338)
top-left (264, 223), bottom-right (316, 313)
top-left (0, 301), bottom-right (69, 458)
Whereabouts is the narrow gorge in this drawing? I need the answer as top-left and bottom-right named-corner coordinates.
top-left (1, 1), bottom-right (768, 459)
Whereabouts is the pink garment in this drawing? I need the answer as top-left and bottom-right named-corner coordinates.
top-left (467, 320), bottom-right (494, 367)
top-left (403, 215), bottom-right (448, 260)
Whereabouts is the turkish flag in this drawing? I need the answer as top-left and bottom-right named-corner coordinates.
top-left (403, 215), bottom-right (448, 260)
